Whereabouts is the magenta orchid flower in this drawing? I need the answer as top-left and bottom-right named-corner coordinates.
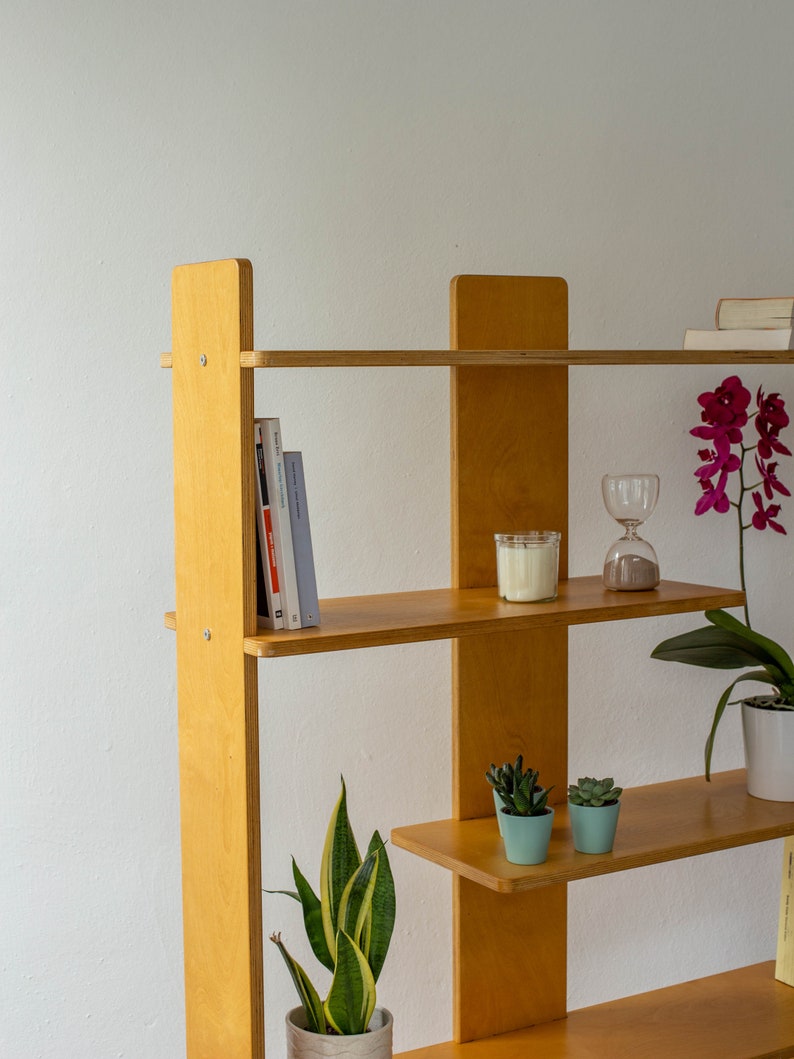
top-left (751, 493), bottom-right (786, 534)
top-left (690, 376), bottom-right (790, 623)
top-left (755, 456), bottom-right (791, 501)
top-left (696, 375), bottom-right (751, 434)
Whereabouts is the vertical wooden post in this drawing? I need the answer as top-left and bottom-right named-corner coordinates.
top-left (172, 260), bottom-right (264, 1058)
top-left (450, 275), bottom-right (569, 1041)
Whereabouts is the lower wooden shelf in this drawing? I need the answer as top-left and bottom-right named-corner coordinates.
top-left (397, 961), bottom-right (794, 1059)
top-left (391, 771), bottom-right (794, 892)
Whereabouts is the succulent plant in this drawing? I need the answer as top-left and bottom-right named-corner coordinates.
top-left (486, 755), bottom-right (553, 817)
top-left (568, 777), bottom-right (623, 807)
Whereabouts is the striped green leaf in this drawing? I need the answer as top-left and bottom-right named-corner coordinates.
top-left (323, 930), bottom-right (376, 1036)
top-left (269, 932), bottom-right (326, 1034)
top-left (291, 857), bottom-right (333, 972)
top-left (320, 780), bottom-right (362, 959)
top-left (364, 831), bottom-right (396, 982)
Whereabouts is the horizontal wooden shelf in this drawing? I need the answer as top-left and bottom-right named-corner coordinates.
top-left (164, 577), bottom-right (744, 656)
top-left (391, 771), bottom-right (794, 893)
top-left (160, 348), bottom-right (794, 369)
top-left (396, 961), bottom-right (794, 1059)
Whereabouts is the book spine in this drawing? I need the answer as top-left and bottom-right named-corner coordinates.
top-left (284, 452), bottom-right (320, 628)
top-left (254, 421), bottom-right (283, 629)
top-left (258, 418), bottom-right (302, 629)
top-left (776, 836), bottom-right (794, 986)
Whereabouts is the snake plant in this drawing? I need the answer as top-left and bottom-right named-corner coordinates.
top-left (268, 778), bottom-right (396, 1035)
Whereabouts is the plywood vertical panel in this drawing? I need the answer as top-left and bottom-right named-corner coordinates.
top-left (450, 275), bottom-right (569, 1041)
top-left (172, 260), bottom-right (263, 1058)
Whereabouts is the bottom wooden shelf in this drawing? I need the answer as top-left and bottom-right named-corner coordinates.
top-left (397, 962), bottom-right (794, 1059)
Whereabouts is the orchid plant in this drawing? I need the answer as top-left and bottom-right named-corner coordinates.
top-left (651, 375), bottom-right (794, 779)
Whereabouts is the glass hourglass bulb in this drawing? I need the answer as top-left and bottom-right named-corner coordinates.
top-left (602, 473), bottom-right (660, 591)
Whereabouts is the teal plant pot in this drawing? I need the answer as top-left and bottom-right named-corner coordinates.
top-left (568, 800), bottom-right (620, 854)
top-left (500, 807), bottom-right (554, 865)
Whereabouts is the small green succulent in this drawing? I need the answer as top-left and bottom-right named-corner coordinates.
top-left (486, 755), bottom-right (553, 817)
top-left (568, 777), bottom-right (623, 807)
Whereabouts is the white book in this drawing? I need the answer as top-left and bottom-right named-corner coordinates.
top-left (717, 296), bottom-right (794, 330)
top-left (257, 418), bottom-right (302, 630)
top-left (684, 327), bottom-right (793, 350)
top-left (253, 420), bottom-right (283, 629)
top-left (284, 452), bottom-right (320, 628)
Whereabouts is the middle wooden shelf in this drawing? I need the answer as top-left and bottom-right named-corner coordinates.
top-left (391, 770), bottom-right (794, 893)
top-left (228, 576), bottom-right (744, 657)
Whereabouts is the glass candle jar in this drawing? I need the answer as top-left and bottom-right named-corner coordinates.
top-left (494, 532), bottom-right (561, 603)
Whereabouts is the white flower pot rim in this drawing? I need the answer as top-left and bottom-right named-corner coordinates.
top-left (286, 1005), bottom-right (393, 1059)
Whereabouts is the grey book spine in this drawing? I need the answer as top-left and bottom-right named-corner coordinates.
top-left (284, 451), bottom-right (320, 627)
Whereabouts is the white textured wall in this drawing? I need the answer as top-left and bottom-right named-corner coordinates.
top-left (4, 2), bottom-right (794, 1056)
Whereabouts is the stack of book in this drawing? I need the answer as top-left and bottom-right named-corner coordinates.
top-left (684, 296), bottom-right (794, 349)
top-left (254, 418), bottom-right (320, 630)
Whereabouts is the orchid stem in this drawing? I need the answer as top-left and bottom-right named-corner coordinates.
top-left (737, 444), bottom-right (751, 628)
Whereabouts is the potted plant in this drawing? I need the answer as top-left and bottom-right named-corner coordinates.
top-left (268, 778), bottom-right (396, 1058)
top-left (486, 758), bottom-right (554, 864)
top-left (485, 755), bottom-right (544, 837)
top-left (567, 777), bottom-right (623, 854)
top-left (651, 376), bottom-right (794, 799)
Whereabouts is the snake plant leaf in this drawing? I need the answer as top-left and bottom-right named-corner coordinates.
top-left (364, 831), bottom-right (395, 982)
top-left (324, 930), bottom-right (376, 1036)
top-left (291, 857), bottom-right (334, 973)
top-left (705, 609), bottom-right (794, 682)
top-left (269, 932), bottom-right (326, 1034)
top-left (704, 670), bottom-right (781, 780)
top-left (320, 779), bottom-right (362, 960)
top-left (651, 623), bottom-right (786, 675)
top-left (337, 847), bottom-right (378, 957)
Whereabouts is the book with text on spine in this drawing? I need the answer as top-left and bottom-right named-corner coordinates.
top-left (254, 420), bottom-right (283, 629)
top-left (284, 451), bottom-right (320, 627)
top-left (257, 418), bottom-right (302, 630)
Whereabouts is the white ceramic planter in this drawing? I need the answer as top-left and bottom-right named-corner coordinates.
top-left (742, 699), bottom-right (794, 801)
top-left (286, 1007), bottom-right (393, 1059)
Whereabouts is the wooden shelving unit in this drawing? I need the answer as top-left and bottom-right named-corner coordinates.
top-left (164, 259), bottom-right (794, 1058)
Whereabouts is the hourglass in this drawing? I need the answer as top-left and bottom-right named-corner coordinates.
top-left (602, 474), bottom-right (660, 591)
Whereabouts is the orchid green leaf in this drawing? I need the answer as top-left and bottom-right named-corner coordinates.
top-left (705, 609), bottom-right (794, 682)
top-left (651, 623), bottom-right (783, 672)
top-left (704, 670), bottom-right (780, 780)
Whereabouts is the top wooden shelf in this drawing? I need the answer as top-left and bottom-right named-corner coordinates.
top-left (160, 348), bottom-right (794, 369)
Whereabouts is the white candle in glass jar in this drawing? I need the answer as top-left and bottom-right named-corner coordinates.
top-left (495, 532), bottom-right (560, 602)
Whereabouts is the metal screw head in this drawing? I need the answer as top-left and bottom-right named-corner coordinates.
top-left (199, 354), bottom-right (207, 366)
top-left (203, 628), bottom-right (211, 640)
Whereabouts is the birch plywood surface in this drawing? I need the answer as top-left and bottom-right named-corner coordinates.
top-left (397, 962), bottom-right (794, 1059)
top-left (171, 259), bottom-right (263, 1058)
top-left (392, 770), bottom-right (794, 892)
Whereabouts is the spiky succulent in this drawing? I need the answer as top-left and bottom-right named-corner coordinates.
top-left (486, 755), bottom-right (552, 817)
top-left (568, 777), bottom-right (622, 807)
